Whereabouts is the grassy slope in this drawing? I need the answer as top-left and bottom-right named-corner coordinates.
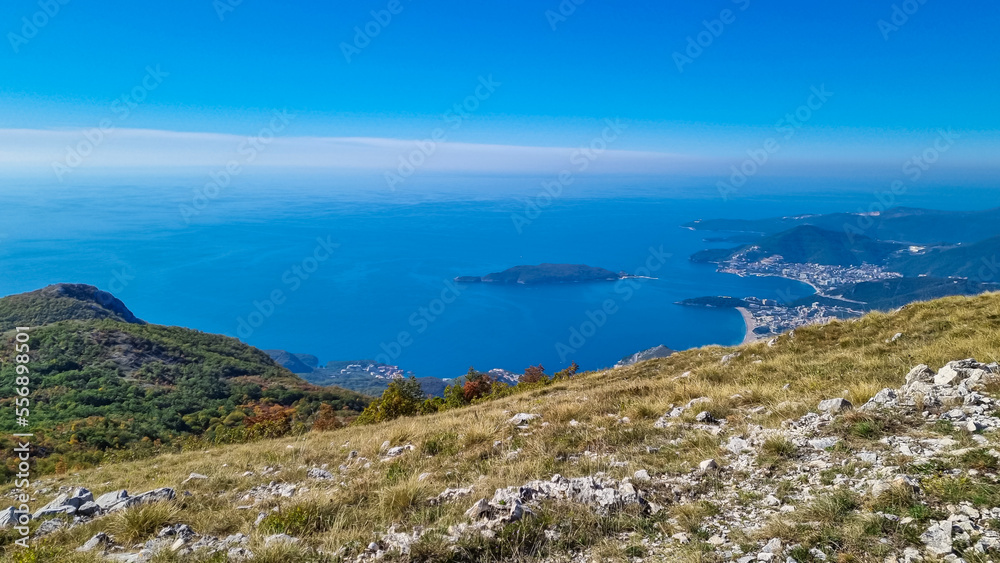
top-left (4, 292), bottom-right (1000, 562)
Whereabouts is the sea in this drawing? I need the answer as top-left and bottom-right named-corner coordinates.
top-left (1, 174), bottom-right (995, 378)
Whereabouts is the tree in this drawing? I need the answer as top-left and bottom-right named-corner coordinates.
top-left (462, 367), bottom-right (494, 402)
top-left (553, 362), bottom-right (580, 380)
top-left (311, 403), bottom-right (342, 431)
top-left (355, 376), bottom-right (425, 424)
top-left (520, 365), bottom-right (548, 385)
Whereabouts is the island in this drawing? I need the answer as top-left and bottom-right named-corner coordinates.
top-left (457, 263), bottom-right (634, 285)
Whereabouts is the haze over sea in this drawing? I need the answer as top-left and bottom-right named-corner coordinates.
top-left (1, 175), bottom-right (996, 378)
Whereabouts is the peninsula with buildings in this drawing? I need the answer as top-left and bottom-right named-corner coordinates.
top-left (681, 208), bottom-right (1000, 341)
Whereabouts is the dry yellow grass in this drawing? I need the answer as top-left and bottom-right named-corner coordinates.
top-left (2, 292), bottom-right (999, 561)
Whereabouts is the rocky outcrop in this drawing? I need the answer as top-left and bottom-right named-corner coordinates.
top-left (615, 344), bottom-right (676, 368)
top-left (4, 486), bottom-right (176, 528)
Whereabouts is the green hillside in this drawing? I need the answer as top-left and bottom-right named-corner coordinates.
top-left (684, 206), bottom-right (1000, 245)
top-left (692, 225), bottom-right (902, 266)
top-left (890, 235), bottom-right (1000, 279)
top-left (0, 287), bottom-right (369, 480)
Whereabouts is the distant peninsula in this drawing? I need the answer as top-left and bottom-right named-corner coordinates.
top-left (456, 263), bottom-right (634, 285)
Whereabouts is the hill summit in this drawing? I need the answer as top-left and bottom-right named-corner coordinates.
top-left (0, 283), bottom-right (144, 331)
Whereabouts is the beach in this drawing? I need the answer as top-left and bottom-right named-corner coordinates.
top-left (735, 307), bottom-right (759, 344)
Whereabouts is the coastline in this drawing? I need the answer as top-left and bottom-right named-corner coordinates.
top-left (735, 307), bottom-right (758, 344)
top-left (727, 270), bottom-right (821, 297)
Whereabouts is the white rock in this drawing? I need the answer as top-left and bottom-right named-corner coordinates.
top-left (920, 520), bottom-right (953, 555)
top-left (182, 473), bottom-right (208, 484)
top-left (808, 437), bottom-right (839, 450)
top-left (817, 398), bottom-right (853, 413)
top-left (935, 365), bottom-right (963, 386)
top-left (760, 537), bottom-right (782, 554)
top-left (726, 436), bottom-right (749, 454)
top-left (507, 413), bottom-right (540, 425)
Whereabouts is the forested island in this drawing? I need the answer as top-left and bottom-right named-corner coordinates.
top-left (456, 263), bottom-right (630, 285)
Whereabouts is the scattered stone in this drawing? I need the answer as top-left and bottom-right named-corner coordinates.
top-left (695, 411), bottom-right (717, 423)
top-left (508, 413), bottom-right (540, 425)
top-left (699, 459), bottom-right (719, 471)
top-left (182, 473), bottom-right (208, 484)
top-left (107, 488), bottom-right (175, 512)
top-left (920, 520), bottom-right (953, 555)
top-left (77, 532), bottom-right (110, 552)
top-left (95, 490), bottom-right (129, 511)
top-left (808, 437), bottom-right (839, 450)
top-left (264, 533), bottom-right (299, 546)
top-left (306, 468), bottom-right (334, 480)
top-left (428, 488), bottom-right (474, 505)
top-left (0, 507), bottom-right (24, 529)
top-left (383, 445), bottom-right (415, 459)
top-left (935, 365), bottom-right (962, 386)
top-left (35, 518), bottom-right (65, 536)
top-left (817, 398), bottom-right (853, 413)
top-left (726, 436), bottom-right (749, 454)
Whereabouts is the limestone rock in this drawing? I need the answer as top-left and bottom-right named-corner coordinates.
top-left (920, 520), bottom-right (953, 555)
top-left (817, 398), bottom-right (853, 413)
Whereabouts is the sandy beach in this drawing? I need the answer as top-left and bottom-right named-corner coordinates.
top-left (735, 307), bottom-right (759, 344)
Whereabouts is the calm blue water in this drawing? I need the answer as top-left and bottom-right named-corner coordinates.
top-left (1, 176), bottom-right (995, 377)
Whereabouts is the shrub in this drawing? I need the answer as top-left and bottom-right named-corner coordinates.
top-left (259, 501), bottom-right (341, 536)
top-left (355, 377), bottom-right (425, 424)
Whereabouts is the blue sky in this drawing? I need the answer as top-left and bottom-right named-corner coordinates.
top-left (1, 0), bottom-right (998, 176)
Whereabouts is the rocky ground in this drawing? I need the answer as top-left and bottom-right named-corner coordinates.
top-left (6, 358), bottom-right (1000, 562)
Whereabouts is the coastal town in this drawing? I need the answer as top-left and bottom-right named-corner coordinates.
top-left (706, 253), bottom-right (897, 342)
top-left (717, 252), bottom-right (902, 296)
top-left (736, 297), bottom-right (863, 343)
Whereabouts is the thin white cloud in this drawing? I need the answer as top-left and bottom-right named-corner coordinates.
top-left (0, 127), bottom-right (702, 177)
top-left (2, 127), bottom-right (996, 183)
